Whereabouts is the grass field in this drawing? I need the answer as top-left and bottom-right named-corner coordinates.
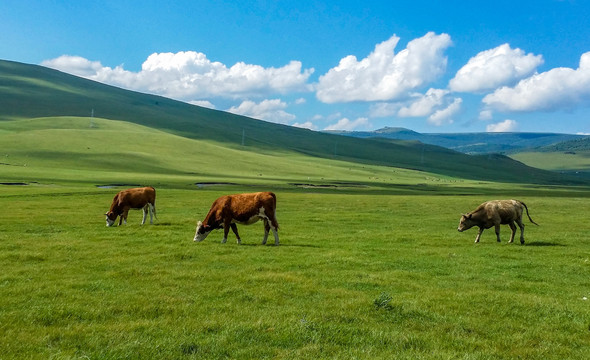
top-left (511, 151), bottom-right (590, 178)
top-left (1, 184), bottom-right (590, 359)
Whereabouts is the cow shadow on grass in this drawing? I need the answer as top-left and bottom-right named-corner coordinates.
top-left (525, 241), bottom-right (566, 247)
top-left (228, 243), bottom-right (320, 248)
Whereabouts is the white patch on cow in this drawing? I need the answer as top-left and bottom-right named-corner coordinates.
top-left (194, 221), bottom-right (212, 242)
top-left (106, 217), bottom-right (115, 227)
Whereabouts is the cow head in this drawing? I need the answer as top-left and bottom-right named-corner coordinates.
top-left (457, 213), bottom-right (475, 232)
top-left (105, 211), bottom-right (117, 227)
top-left (194, 221), bottom-right (213, 242)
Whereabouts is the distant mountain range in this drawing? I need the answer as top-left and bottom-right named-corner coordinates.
top-left (327, 127), bottom-right (589, 154)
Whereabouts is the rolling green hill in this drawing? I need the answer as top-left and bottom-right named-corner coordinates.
top-left (0, 59), bottom-right (583, 185)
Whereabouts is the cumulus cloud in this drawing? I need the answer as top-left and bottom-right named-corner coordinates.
top-left (483, 52), bottom-right (590, 112)
top-left (428, 98), bottom-right (462, 126)
top-left (486, 119), bottom-right (518, 132)
top-left (227, 99), bottom-right (296, 124)
top-left (324, 117), bottom-right (370, 131)
top-left (449, 44), bottom-right (543, 93)
top-left (41, 52), bottom-right (314, 101)
top-left (316, 32), bottom-right (452, 103)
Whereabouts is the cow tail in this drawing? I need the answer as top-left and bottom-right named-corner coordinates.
top-left (520, 201), bottom-right (539, 226)
top-left (270, 192), bottom-right (279, 230)
top-left (152, 188), bottom-right (158, 220)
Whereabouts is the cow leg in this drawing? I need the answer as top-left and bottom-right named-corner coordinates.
top-left (508, 222), bottom-right (517, 243)
top-left (494, 224), bottom-right (501, 242)
top-left (230, 223), bottom-right (241, 245)
top-left (474, 227), bottom-right (484, 243)
top-left (141, 205), bottom-right (148, 225)
top-left (516, 218), bottom-right (525, 244)
top-left (262, 220), bottom-right (270, 245)
top-left (148, 203), bottom-right (155, 224)
top-left (221, 219), bottom-right (232, 244)
top-left (118, 210), bottom-right (126, 226)
top-left (269, 216), bottom-right (279, 246)
top-left (269, 214), bottom-right (279, 246)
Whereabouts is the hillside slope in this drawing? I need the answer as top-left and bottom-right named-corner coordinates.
top-left (0, 59), bottom-right (581, 185)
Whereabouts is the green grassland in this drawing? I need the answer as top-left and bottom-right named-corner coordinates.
top-left (1, 186), bottom-right (590, 359)
top-left (0, 118), bottom-right (589, 359)
top-left (511, 151), bottom-right (590, 178)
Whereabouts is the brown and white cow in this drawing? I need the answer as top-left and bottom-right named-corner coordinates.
top-left (458, 199), bottom-right (538, 244)
top-left (105, 186), bottom-right (156, 227)
top-left (193, 192), bottom-right (279, 245)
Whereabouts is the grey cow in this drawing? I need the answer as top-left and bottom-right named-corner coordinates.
top-left (458, 200), bottom-right (538, 244)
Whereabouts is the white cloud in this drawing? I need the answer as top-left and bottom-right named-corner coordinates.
top-left (478, 109), bottom-right (493, 121)
top-left (316, 32), bottom-right (452, 103)
top-left (227, 99), bottom-right (296, 124)
top-left (188, 100), bottom-right (216, 109)
top-left (41, 55), bottom-right (103, 77)
top-left (324, 117), bottom-right (370, 131)
top-left (428, 98), bottom-right (462, 126)
top-left (41, 52), bottom-right (314, 101)
top-left (398, 88), bottom-right (450, 117)
top-left (449, 44), bottom-right (543, 93)
top-left (295, 97), bottom-right (306, 105)
top-left (292, 121), bottom-right (317, 130)
top-left (483, 52), bottom-right (590, 112)
top-left (368, 102), bottom-right (401, 118)
top-left (486, 119), bottom-right (518, 132)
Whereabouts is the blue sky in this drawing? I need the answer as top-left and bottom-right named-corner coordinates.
top-left (2, 0), bottom-right (590, 134)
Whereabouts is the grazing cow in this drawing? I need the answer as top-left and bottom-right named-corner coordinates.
top-left (105, 186), bottom-right (156, 227)
top-left (457, 199), bottom-right (538, 244)
top-left (194, 192), bottom-right (279, 245)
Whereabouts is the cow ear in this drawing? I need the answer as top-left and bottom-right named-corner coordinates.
top-left (468, 214), bottom-right (473, 219)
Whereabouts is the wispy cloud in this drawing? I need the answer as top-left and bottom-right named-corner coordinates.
top-left (428, 98), bottom-right (462, 125)
top-left (227, 99), bottom-right (295, 124)
top-left (324, 117), bottom-right (370, 131)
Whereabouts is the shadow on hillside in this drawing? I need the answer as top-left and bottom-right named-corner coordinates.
top-left (526, 241), bottom-right (566, 247)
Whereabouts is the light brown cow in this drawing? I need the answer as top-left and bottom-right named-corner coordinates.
top-left (193, 192), bottom-right (279, 245)
top-left (105, 186), bottom-right (156, 227)
top-left (458, 199), bottom-right (538, 244)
